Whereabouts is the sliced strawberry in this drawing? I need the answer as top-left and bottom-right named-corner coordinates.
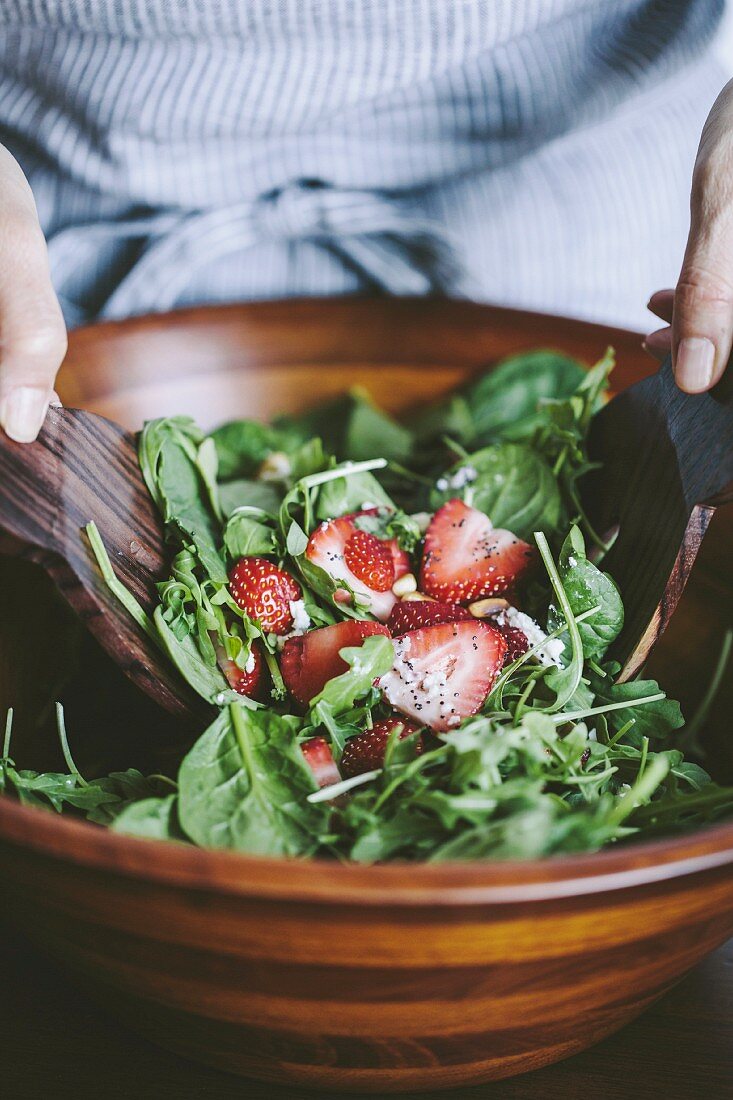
top-left (344, 529), bottom-right (395, 592)
top-left (420, 499), bottom-right (535, 603)
top-left (341, 718), bottom-right (423, 778)
top-left (387, 600), bottom-right (472, 635)
top-left (379, 620), bottom-right (506, 732)
top-left (305, 515), bottom-right (409, 621)
top-left (300, 736), bottom-right (341, 788)
top-left (229, 557), bottom-right (302, 635)
top-left (494, 621), bottom-right (529, 665)
top-left (217, 641), bottom-right (266, 700)
top-left (280, 619), bottom-right (392, 706)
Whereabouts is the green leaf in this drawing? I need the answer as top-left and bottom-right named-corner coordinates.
top-left (588, 664), bottom-right (684, 745)
top-left (211, 419), bottom-right (304, 481)
top-left (223, 508), bottom-right (279, 557)
top-left (309, 634), bottom-right (394, 716)
top-left (154, 605), bottom-right (227, 703)
top-left (549, 526), bottom-right (624, 659)
top-left (431, 443), bottom-right (562, 541)
top-left (111, 795), bottom-right (182, 840)
top-left (314, 469), bottom-right (395, 522)
top-left (139, 417), bottom-right (227, 583)
top-left (177, 705), bottom-right (327, 856)
top-left (219, 479), bottom-right (282, 519)
top-left (463, 351), bottom-right (587, 444)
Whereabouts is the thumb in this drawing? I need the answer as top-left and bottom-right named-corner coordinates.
top-left (672, 81), bottom-right (733, 393)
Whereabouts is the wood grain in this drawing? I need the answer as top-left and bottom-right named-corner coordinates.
top-left (0, 299), bottom-right (731, 1093)
top-left (0, 407), bottom-right (203, 720)
top-left (587, 357), bottom-right (733, 679)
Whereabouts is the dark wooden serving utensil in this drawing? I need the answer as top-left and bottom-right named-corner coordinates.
top-left (0, 406), bottom-right (203, 720)
top-left (587, 355), bottom-right (733, 681)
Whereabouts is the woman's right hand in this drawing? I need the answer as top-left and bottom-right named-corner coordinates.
top-left (0, 145), bottom-right (66, 442)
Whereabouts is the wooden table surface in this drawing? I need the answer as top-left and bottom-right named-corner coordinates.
top-left (4, 927), bottom-right (731, 1099)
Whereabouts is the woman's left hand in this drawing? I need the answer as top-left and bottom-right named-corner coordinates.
top-left (646, 78), bottom-right (733, 393)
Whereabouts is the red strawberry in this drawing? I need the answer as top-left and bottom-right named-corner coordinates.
top-left (341, 718), bottom-right (423, 778)
top-left (421, 499), bottom-right (535, 603)
top-left (387, 599), bottom-right (472, 635)
top-left (217, 641), bottom-right (266, 700)
top-left (229, 557), bottom-right (302, 635)
top-left (305, 515), bottom-right (409, 621)
top-left (301, 736), bottom-right (341, 788)
top-left (280, 619), bottom-right (392, 706)
top-left (379, 620), bottom-right (506, 732)
top-left (494, 622), bottom-right (529, 665)
top-left (344, 529), bottom-right (395, 592)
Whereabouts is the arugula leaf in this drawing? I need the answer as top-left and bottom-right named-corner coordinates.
top-left (431, 443), bottom-right (562, 541)
top-left (177, 705), bottom-right (328, 856)
top-left (588, 663), bottom-right (684, 745)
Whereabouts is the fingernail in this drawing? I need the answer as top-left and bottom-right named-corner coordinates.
top-left (0, 387), bottom-right (49, 442)
top-left (675, 337), bottom-right (715, 392)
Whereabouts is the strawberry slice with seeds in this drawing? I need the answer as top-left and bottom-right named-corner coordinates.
top-left (301, 737), bottom-right (341, 788)
top-left (305, 514), bottom-right (409, 621)
top-left (229, 557), bottom-right (302, 635)
top-left (421, 499), bottom-right (535, 603)
top-left (380, 620), bottom-right (506, 732)
top-left (344, 529), bottom-right (395, 592)
top-left (494, 621), bottom-right (529, 665)
top-left (387, 599), bottom-right (472, 635)
top-left (280, 619), bottom-right (392, 706)
top-left (217, 641), bottom-right (266, 700)
top-left (341, 718), bottom-right (423, 778)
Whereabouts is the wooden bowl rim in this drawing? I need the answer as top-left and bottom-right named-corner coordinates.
top-left (3, 299), bottom-right (733, 906)
top-left (1, 796), bottom-right (732, 904)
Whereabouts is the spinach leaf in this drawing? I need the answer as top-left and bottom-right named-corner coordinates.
top-left (219, 479), bottom-right (282, 519)
top-left (431, 443), bottom-right (562, 541)
top-left (211, 419), bottom-right (304, 481)
top-left (548, 526), bottom-right (624, 659)
top-left (223, 507), bottom-right (279, 557)
top-left (154, 606), bottom-right (227, 703)
top-left (314, 469), bottom-right (395, 521)
top-left (177, 705), bottom-right (327, 856)
top-left (462, 350), bottom-right (587, 444)
top-left (111, 795), bottom-right (182, 840)
top-left (139, 417), bottom-right (227, 583)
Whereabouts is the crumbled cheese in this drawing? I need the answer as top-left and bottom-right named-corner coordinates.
top-left (435, 465), bottom-right (478, 493)
top-left (587, 728), bottom-right (598, 742)
top-left (215, 692), bottom-right (227, 706)
top-left (497, 607), bottom-right (565, 668)
top-left (447, 715), bottom-right (462, 728)
top-left (258, 451), bottom-right (291, 482)
top-left (567, 555), bottom-right (578, 568)
top-left (276, 599), bottom-right (312, 649)
top-left (360, 501), bottom-right (378, 511)
top-left (244, 651), bottom-right (256, 674)
top-left (410, 511), bottom-right (432, 533)
top-left (289, 599), bottom-right (311, 634)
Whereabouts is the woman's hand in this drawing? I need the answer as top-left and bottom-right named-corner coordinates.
top-left (0, 145), bottom-right (66, 442)
top-left (646, 78), bottom-right (733, 393)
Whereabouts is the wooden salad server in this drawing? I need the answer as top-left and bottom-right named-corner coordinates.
top-left (0, 406), bottom-right (203, 720)
top-left (586, 355), bottom-right (733, 681)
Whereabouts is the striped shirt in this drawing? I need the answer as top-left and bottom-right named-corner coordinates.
top-left (0, 1), bottom-right (727, 331)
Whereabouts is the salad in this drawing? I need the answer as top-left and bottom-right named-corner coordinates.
top-left (3, 348), bottom-right (732, 860)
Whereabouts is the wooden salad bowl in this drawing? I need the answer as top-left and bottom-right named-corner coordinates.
top-left (1, 298), bottom-right (732, 1093)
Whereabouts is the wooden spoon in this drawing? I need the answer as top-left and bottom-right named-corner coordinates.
top-left (586, 355), bottom-right (733, 681)
top-left (0, 406), bottom-right (205, 721)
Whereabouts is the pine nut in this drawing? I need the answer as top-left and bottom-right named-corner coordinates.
top-left (469, 597), bottom-right (509, 618)
top-left (392, 572), bottom-right (417, 596)
top-left (401, 591), bottom-right (437, 603)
